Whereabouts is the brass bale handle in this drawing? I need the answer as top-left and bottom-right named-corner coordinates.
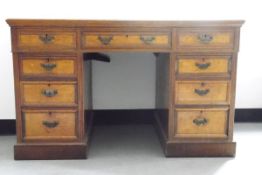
top-left (194, 88), bottom-right (210, 96)
top-left (42, 89), bottom-right (58, 97)
top-left (39, 34), bottom-right (55, 44)
top-left (42, 120), bottom-right (59, 128)
top-left (41, 62), bottom-right (57, 71)
top-left (193, 118), bottom-right (208, 126)
top-left (198, 34), bottom-right (213, 43)
top-left (98, 36), bottom-right (113, 45)
top-left (140, 36), bottom-right (156, 44)
top-left (195, 62), bottom-right (211, 69)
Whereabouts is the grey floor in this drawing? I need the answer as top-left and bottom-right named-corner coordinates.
top-left (0, 123), bottom-right (262, 175)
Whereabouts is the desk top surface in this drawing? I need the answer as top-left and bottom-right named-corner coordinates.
top-left (6, 19), bottom-right (245, 27)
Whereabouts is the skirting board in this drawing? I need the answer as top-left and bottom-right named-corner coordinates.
top-left (14, 142), bottom-right (87, 160)
top-left (0, 108), bottom-right (261, 135)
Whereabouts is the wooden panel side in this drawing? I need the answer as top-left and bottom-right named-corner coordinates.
top-left (155, 53), bottom-right (170, 137)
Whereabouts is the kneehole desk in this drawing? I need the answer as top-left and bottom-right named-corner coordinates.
top-left (6, 19), bottom-right (244, 160)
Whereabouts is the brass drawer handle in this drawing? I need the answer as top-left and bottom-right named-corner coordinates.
top-left (140, 36), bottom-right (156, 44)
top-left (193, 118), bottom-right (208, 126)
top-left (41, 62), bottom-right (57, 71)
top-left (195, 62), bottom-right (211, 69)
top-left (39, 34), bottom-right (55, 44)
top-left (194, 88), bottom-right (210, 96)
top-left (198, 34), bottom-right (213, 43)
top-left (42, 89), bottom-right (58, 97)
top-left (42, 120), bottom-right (59, 128)
top-left (98, 36), bottom-right (113, 45)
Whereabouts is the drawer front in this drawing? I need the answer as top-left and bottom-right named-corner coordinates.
top-left (176, 55), bottom-right (231, 75)
top-left (20, 57), bottom-right (76, 77)
top-left (21, 82), bottom-right (77, 106)
top-left (175, 108), bottom-right (228, 138)
top-left (17, 30), bottom-right (77, 51)
top-left (82, 32), bottom-right (170, 49)
top-left (176, 28), bottom-right (234, 50)
top-left (23, 110), bottom-right (77, 141)
top-left (175, 81), bottom-right (230, 104)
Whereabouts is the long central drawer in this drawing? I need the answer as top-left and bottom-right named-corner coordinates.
top-left (82, 32), bottom-right (171, 49)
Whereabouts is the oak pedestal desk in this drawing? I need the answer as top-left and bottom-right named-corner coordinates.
top-left (6, 19), bottom-right (244, 160)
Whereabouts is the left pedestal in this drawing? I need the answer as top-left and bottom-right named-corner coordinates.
top-left (6, 22), bottom-right (91, 160)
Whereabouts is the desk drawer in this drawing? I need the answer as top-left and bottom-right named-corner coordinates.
top-left (175, 81), bottom-right (230, 104)
top-left (20, 56), bottom-right (76, 78)
top-left (17, 30), bottom-right (77, 51)
top-left (21, 81), bottom-right (77, 106)
top-left (23, 110), bottom-right (77, 141)
top-left (176, 28), bottom-right (234, 50)
top-left (176, 55), bottom-right (231, 75)
top-left (174, 108), bottom-right (228, 138)
top-left (82, 32), bottom-right (170, 49)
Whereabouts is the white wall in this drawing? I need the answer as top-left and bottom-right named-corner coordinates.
top-left (92, 53), bottom-right (156, 109)
top-left (0, 0), bottom-right (261, 119)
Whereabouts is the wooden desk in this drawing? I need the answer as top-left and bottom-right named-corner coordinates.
top-left (6, 19), bottom-right (244, 160)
